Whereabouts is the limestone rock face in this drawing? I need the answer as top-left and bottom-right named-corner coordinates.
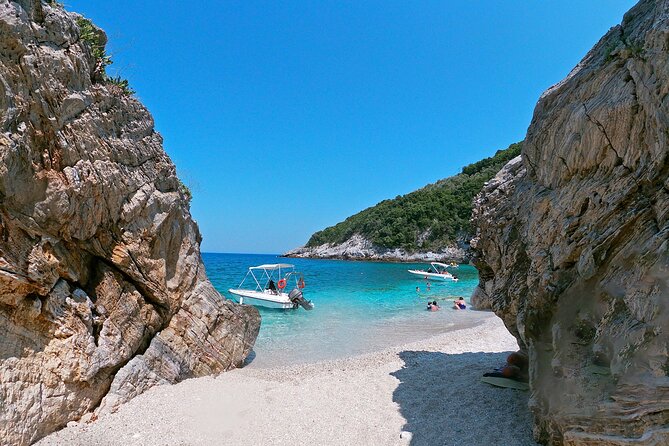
top-left (471, 1), bottom-right (668, 444)
top-left (0, 2), bottom-right (260, 445)
top-left (284, 234), bottom-right (470, 263)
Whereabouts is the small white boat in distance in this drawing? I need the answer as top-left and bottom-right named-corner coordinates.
top-left (229, 263), bottom-right (314, 310)
top-left (408, 262), bottom-right (459, 281)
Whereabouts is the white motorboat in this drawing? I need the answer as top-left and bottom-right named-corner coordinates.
top-left (408, 262), bottom-right (459, 281)
top-left (229, 263), bottom-right (314, 310)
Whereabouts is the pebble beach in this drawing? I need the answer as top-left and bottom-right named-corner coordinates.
top-left (39, 313), bottom-right (538, 446)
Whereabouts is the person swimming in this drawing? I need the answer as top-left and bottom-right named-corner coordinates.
top-left (453, 297), bottom-right (466, 310)
top-left (427, 300), bottom-right (439, 311)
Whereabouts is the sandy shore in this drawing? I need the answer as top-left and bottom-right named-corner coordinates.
top-left (39, 313), bottom-right (538, 446)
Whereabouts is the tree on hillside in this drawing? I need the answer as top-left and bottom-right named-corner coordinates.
top-left (306, 142), bottom-right (522, 251)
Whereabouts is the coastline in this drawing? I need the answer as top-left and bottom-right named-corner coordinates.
top-left (283, 234), bottom-right (470, 264)
top-left (281, 249), bottom-right (470, 264)
top-left (279, 254), bottom-right (467, 265)
top-left (39, 313), bottom-right (538, 446)
top-left (277, 254), bottom-right (464, 266)
top-left (282, 254), bottom-right (466, 263)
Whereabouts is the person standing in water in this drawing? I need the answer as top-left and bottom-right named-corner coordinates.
top-left (453, 297), bottom-right (466, 310)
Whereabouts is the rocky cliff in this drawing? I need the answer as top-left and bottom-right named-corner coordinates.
top-left (471, 0), bottom-right (668, 444)
top-left (284, 234), bottom-right (470, 263)
top-left (0, 2), bottom-right (260, 445)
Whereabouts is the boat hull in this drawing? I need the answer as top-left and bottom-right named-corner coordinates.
top-left (407, 270), bottom-right (458, 281)
top-left (228, 289), bottom-right (296, 309)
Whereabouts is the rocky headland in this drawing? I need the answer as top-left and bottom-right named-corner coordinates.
top-left (0, 2), bottom-right (260, 445)
top-left (471, 0), bottom-right (668, 444)
top-left (283, 234), bottom-right (470, 263)
top-left (285, 143), bottom-right (522, 263)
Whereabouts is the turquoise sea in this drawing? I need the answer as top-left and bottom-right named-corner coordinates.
top-left (203, 253), bottom-right (482, 367)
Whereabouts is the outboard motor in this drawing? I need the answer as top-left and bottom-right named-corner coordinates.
top-left (288, 288), bottom-right (314, 310)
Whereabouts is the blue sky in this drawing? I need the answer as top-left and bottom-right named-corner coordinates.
top-left (67, 0), bottom-right (636, 254)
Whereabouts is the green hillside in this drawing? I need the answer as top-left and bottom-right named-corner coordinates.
top-left (306, 142), bottom-right (522, 251)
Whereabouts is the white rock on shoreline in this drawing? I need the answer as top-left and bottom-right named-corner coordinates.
top-left (284, 234), bottom-right (470, 263)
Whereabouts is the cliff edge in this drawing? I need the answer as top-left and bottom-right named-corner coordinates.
top-left (471, 0), bottom-right (668, 444)
top-left (0, 2), bottom-right (260, 445)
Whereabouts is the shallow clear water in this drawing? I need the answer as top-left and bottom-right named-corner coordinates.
top-left (203, 253), bottom-right (482, 367)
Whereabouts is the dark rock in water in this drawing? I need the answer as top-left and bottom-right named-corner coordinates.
top-left (0, 2), bottom-right (260, 445)
top-left (471, 0), bottom-right (669, 444)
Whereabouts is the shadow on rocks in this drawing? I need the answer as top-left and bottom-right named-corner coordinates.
top-left (391, 351), bottom-right (538, 446)
top-left (242, 349), bottom-right (256, 367)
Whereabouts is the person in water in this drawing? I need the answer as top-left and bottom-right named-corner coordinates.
top-left (267, 279), bottom-right (277, 294)
top-left (453, 297), bottom-right (466, 310)
top-left (427, 300), bottom-right (439, 311)
top-left (416, 286), bottom-right (420, 293)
